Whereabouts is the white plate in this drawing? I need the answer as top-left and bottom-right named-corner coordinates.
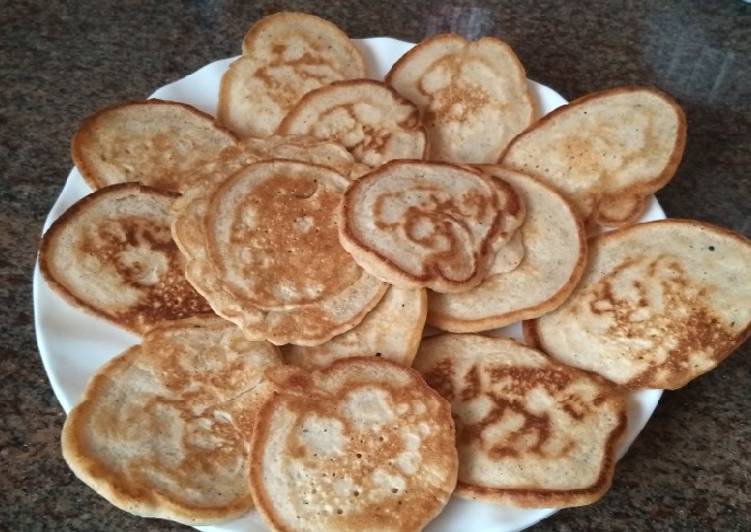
top-left (33, 37), bottom-right (663, 532)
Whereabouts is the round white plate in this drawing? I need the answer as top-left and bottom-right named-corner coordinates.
top-left (33, 37), bottom-right (663, 532)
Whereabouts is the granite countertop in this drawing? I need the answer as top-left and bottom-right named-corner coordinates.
top-left (2, 1), bottom-right (749, 530)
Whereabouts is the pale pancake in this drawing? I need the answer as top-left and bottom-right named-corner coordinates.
top-left (61, 317), bottom-right (282, 525)
top-left (278, 80), bottom-right (427, 167)
top-left (283, 287), bottom-right (427, 370)
top-left (72, 99), bottom-right (237, 191)
top-left (39, 183), bottom-right (211, 335)
top-left (428, 166), bottom-right (587, 332)
top-left (249, 357), bottom-right (458, 531)
top-left (527, 220), bottom-right (751, 389)
top-left (386, 34), bottom-right (536, 163)
top-left (413, 334), bottom-right (627, 508)
top-left (187, 160), bottom-right (386, 345)
top-left (501, 87), bottom-right (686, 228)
top-left (219, 12), bottom-right (366, 137)
top-left (339, 160), bottom-right (525, 293)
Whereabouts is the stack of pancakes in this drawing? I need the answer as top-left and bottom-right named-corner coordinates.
top-left (39, 11), bottom-right (751, 531)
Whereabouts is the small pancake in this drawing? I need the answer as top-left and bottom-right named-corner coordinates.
top-left (428, 166), bottom-right (587, 332)
top-left (72, 99), bottom-right (237, 192)
top-left (338, 160), bottom-right (525, 293)
top-left (186, 159), bottom-right (386, 345)
top-left (527, 219), bottom-right (751, 389)
top-left (283, 287), bottom-right (427, 370)
top-left (386, 34), bottom-right (536, 163)
top-left (219, 12), bottom-right (366, 137)
top-left (61, 317), bottom-right (282, 525)
top-left (413, 334), bottom-right (627, 508)
top-left (501, 86), bottom-right (686, 228)
top-left (39, 183), bottom-right (211, 335)
top-left (249, 357), bottom-right (458, 531)
top-left (278, 80), bottom-right (427, 167)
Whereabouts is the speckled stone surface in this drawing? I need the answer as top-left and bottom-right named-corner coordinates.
top-left (2, 0), bottom-right (749, 530)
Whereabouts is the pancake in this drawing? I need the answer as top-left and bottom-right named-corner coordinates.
top-left (527, 220), bottom-right (751, 389)
top-left (278, 80), bottom-right (427, 167)
top-left (39, 183), bottom-right (212, 335)
top-left (283, 287), bottom-right (427, 370)
top-left (61, 317), bottom-right (282, 525)
top-left (413, 334), bottom-right (627, 508)
top-left (249, 357), bottom-right (458, 531)
top-left (428, 166), bottom-right (587, 332)
top-left (185, 159), bottom-right (386, 346)
top-left (386, 34), bottom-right (536, 163)
top-left (72, 99), bottom-right (237, 192)
top-left (219, 12), bottom-right (366, 137)
top-left (501, 87), bottom-right (686, 228)
top-left (338, 160), bottom-right (525, 293)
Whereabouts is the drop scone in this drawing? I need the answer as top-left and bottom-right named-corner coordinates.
top-left (526, 220), bottom-right (751, 389)
top-left (61, 317), bottom-right (282, 525)
top-left (249, 357), bottom-right (458, 532)
top-left (413, 334), bottom-right (627, 508)
top-left (283, 287), bottom-right (427, 369)
top-left (219, 12), bottom-right (366, 137)
top-left (39, 183), bottom-right (211, 334)
top-left (428, 166), bottom-right (587, 332)
top-left (72, 99), bottom-right (237, 192)
top-left (278, 80), bottom-right (427, 167)
top-left (386, 34), bottom-right (536, 163)
top-left (501, 87), bottom-right (686, 229)
top-left (338, 160), bottom-right (525, 293)
top-left (181, 159), bottom-right (386, 345)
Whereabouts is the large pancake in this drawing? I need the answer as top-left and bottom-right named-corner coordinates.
top-left (219, 12), bottom-right (366, 137)
top-left (189, 159), bottom-right (386, 345)
top-left (72, 99), bottom-right (237, 192)
top-left (501, 87), bottom-right (686, 228)
top-left (413, 334), bottom-right (627, 508)
top-left (249, 357), bottom-right (458, 531)
top-left (39, 183), bottom-right (211, 334)
top-left (283, 287), bottom-right (427, 369)
top-left (61, 317), bottom-right (282, 525)
top-left (386, 34), bottom-right (536, 163)
top-left (526, 220), bottom-right (751, 389)
top-left (278, 79), bottom-right (427, 167)
top-left (338, 160), bottom-right (525, 293)
top-left (428, 166), bottom-right (587, 332)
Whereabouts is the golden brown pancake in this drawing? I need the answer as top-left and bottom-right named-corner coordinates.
top-left (338, 160), bottom-right (525, 293)
top-left (219, 12), bottom-right (366, 137)
top-left (527, 219), bottom-right (751, 389)
top-left (413, 334), bottom-right (627, 508)
top-left (501, 86), bottom-right (686, 229)
top-left (249, 357), bottom-right (458, 531)
top-left (278, 79), bottom-right (427, 167)
top-left (71, 99), bottom-right (237, 192)
top-left (39, 183), bottom-right (211, 334)
top-left (61, 317), bottom-right (282, 524)
top-left (386, 34), bottom-right (536, 163)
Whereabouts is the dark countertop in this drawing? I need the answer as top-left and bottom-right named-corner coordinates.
top-left (2, 1), bottom-right (749, 530)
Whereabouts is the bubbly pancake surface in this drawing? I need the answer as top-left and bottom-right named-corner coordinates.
top-left (39, 183), bottom-right (211, 334)
top-left (278, 80), bottom-right (427, 167)
top-left (529, 220), bottom-right (751, 389)
top-left (386, 34), bottom-right (536, 163)
top-left (428, 166), bottom-right (587, 331)
top-left (501, 87), bottom-right (686, 228)
top-left (61, 317), bottom-right (282, 524)
top-left (219, 12), bottom-right (366, 137)
top-left (283, 287), bottom-right (427, 369)
top-left (249, 357), bottom-right (458, 532)
top-left (339, 160), bottom-right (525, 293)
top-left (413, 334), bottom-right (627, 508)
top-left (72, 99), bottom-right (237, 192)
